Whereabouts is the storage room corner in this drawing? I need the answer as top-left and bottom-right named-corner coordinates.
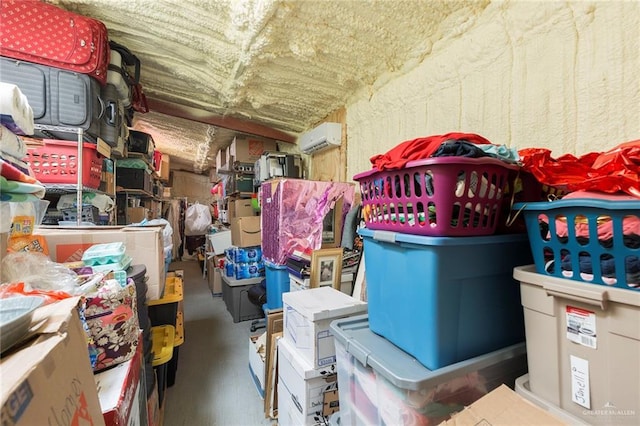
top-left (1, 1), bottom-right (639, 426)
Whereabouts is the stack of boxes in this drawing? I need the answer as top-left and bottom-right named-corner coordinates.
top-left (511, 197), bottom-right (640, 424)
top-left (336, 157), bottom-right (535, 424)
top-left (220, 194), bottom-right (265, 323)
top-left (278, 287), bottom-right (367, 426)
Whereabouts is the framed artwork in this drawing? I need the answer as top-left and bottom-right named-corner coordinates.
top-left (310, 248), bottom-right (343, 289)
top-left (321, 197), bottom-right (344, 248)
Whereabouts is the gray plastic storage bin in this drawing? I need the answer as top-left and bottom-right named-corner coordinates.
top-left (514, 265), bottom-right (640, 425)
top-left (221, 274), bottom-right (264, 323)
top-left (330, 315), bottom-right (527, 426)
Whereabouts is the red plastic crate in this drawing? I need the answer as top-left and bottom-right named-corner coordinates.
top-left (25, 140), bottom-right (102, 188)
top-left (353, 157), bottom-right (517, 237)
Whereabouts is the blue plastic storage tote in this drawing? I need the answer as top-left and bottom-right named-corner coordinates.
top-left (265, 261), bottom-right (289, 310)
top-left (359, 228), bottom-right (532, 370)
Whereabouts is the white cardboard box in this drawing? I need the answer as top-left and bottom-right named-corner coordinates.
top-left (283, 287), bottom-right (367, 369)
top-left (0, 297), bottom-right (105, 426)
top-left (278, 337), bottom-right (339, 425)
top-left (249, 334), bottom-right (266, 399)
top-left (35, 225), bottom-right (165, 300)
top-left (208, 230), bottom-right (232, 255)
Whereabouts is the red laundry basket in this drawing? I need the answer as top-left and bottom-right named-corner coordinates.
top-left (25, 140), bottom-right (103, 189)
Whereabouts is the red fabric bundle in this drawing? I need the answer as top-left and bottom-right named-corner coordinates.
top-left (519, 139), bottom-right (640, 197)
top-left (370, 132), bottom-right (493, 171)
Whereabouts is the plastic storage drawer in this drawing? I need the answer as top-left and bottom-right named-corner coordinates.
top-left (359, 227), bottom-right (532, 370)
top-left (514, 265), bottom-right (640, 425)
top-left (331, 315), bottom-right (528, 426)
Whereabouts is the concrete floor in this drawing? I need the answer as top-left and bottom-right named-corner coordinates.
top-left (162, 261), bottom-right (275, 426)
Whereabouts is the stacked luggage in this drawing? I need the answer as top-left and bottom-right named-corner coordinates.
top-left (0, 0), bottom-right (147, 149)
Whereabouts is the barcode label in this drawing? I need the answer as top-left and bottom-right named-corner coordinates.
top-left (566, 306), bottom-right (597, 349)
top-left (580, 335), bottom-right (596, 349)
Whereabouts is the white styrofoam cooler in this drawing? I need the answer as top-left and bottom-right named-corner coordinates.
top-left (283, 286), bottom-right (367, 369)
top-left (278, 337), bottom-right (339, 425)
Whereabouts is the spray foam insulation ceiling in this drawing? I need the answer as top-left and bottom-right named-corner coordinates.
top-left (45, 0), bottom-right (487, 172)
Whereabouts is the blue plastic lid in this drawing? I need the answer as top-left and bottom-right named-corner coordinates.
top-left (358, 227), bottom-right (528, 247)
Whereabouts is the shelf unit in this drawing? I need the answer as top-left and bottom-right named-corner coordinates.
top-left (33, 124), bottom-right (84, 226)
top-left (32, 124), bottom-right (117, 226)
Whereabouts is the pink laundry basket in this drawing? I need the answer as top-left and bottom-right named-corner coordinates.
top-left (353, 157), bottom-right (518, 237)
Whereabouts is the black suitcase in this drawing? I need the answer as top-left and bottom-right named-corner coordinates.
top-left (128, 129), bottom-right (155, 159)
top-left (0, 57), bottom-right (102, 142)
top-left (99, 83), bottom-right (124, 147)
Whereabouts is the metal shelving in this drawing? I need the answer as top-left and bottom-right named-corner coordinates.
top-left (33, 124), bottom-right (114, 226)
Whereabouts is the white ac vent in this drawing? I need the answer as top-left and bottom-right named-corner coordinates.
top-left (298, 122), bottom-right (342, 154)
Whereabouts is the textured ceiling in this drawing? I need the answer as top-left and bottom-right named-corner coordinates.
top-left (45, 0), bottom-right (487, 172)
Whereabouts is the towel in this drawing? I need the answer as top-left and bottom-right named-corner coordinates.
top-left (0, 125), bottom-right (27, 159)
top-left (0, 82), bottom-right (34, 136)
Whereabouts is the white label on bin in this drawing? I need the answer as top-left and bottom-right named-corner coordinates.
top-left (566, 306), bottom-right (597, 349)
top-left (570, 355), bottom-right (591, 409)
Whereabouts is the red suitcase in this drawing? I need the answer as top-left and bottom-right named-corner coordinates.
top-left (0, 0), bottom-right (110, 85)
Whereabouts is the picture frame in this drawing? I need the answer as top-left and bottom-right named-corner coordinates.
top-left (321, 197), bottom-right (344, 248)
top-left (310, 247), bottom-right (343, 289)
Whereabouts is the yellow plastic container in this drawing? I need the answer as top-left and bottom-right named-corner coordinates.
top-left (151, 325), bottom-right (175, 367)
top-left (148, 272), bottom-right (184, 327)
top-left (174, 310), bottom-right (184, 346)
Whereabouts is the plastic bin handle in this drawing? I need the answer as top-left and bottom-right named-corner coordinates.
top-left (371, 230), bottom-right (397, 243)
top-left (544, 281), bottom-right (608, 310)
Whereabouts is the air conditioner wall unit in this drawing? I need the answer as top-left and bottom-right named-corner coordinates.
top-left (298, 122), bottom-right (342, 154)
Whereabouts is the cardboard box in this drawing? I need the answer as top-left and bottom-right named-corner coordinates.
top-left (216, 149), bottom-right (227, 172)
top-left (230, 136), bottom-right (277, 163)
top-left (127, 207), bottom-right (148, 224)
top-left (249, 334), bottom-right (267, 399)
top-left (231, 216), bottom-right (261, 248)
top-left (207, 264), bottom-right (223, 295)
top-left (36, 226), bottom-right (165, 300)
top-left (159, 153), bottom-right (170, 182)
top-left (443, 384), bottom-right (567, 425)
top-left (0, 298), bottom-right (105, 426)
top-left (283, 287), bottom-right (367, 369)
top-left (100, 171), bottom-right (115, 195)
top-left (95, 332), bottom-right (143, 426)
top-left (228, 198), bottom-right (255, 221)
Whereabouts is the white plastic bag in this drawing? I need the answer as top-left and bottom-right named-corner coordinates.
top-left (184, 202), bottom-right (211, 236)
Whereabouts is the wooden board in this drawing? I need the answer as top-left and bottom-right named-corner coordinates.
top-left (310, 107), bottom-right (346, 182)
top-left (264, 332), bottom-right (282, 419)
top-left (264, 309), bottom-right (283, 415)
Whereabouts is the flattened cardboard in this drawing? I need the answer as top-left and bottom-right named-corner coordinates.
top-left (443, 385), bottom-right (568, 425)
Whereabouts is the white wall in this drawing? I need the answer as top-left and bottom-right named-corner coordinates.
top-left (346, 1), bottom-right (640, 180)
